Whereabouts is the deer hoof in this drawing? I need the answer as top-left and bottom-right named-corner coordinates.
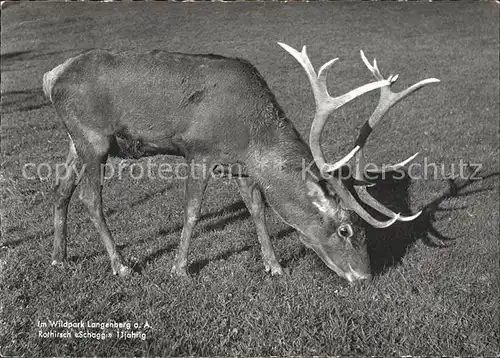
top-left (171, 264), bottom-right (190, 279)
top-left (265, 262), bottom-right (283, 276)
top-left (51, 259), bottom-right (65, 268)
top-left (113, 263), bottom-right (133, 277)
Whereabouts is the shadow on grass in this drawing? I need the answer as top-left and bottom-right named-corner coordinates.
top-left (364, 170), bottom-right (499, 276)
top-left (188, 226), bottom-right (296, 275)
top-left (0, 88), bottom-right (51, 114)
top-left (133, 200), bottom-right (251, 273)
top-left (0, 50), bottom-right (32, 62)
top-left (156, 200), bottom-right (249, 237)
top-left (188, 244), bottom-right (254, 276)
top-left (0, 48), bottom-right (86, 66)
top-left (130, 243), bottom-right (178, 274)
top-left (135, 198), bottom-right (295, 275)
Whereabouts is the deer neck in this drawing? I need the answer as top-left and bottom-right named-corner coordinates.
top-left (248, 141), bottom-right (328, 238)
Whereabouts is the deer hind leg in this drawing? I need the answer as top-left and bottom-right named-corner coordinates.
top-left (52, 136), bottom-right (82, 265)
top-left (76, 135), bottom-right (132, 277)
top-left (236, 178), bottom-right (283, 275)
top-left (171, 160), bottom-right (209, 278)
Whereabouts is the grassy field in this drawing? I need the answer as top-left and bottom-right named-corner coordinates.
top-left (1, 2), bottom-right (499, 356)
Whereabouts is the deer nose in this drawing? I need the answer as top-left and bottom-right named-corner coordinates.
top-left (346, 264), bottom-right (372, 282)
top-left (345, 272), bottom-right (372, 283)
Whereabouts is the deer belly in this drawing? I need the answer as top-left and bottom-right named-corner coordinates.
top-left (110, 134), bottom-right (184, 159)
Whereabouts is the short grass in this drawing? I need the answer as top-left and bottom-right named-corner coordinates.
top-left (1, 2), bottom-right (499, 356)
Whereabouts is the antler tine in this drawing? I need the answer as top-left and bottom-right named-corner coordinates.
top-left (351, 50), bottom-right (439, 224)
top-left (277, 43), bottom-right (322, 100)
top-left (358, 184), bottom-right (422, 222)
top-left (278, 42), bottom-right (390, 174)
top-left (365, 152), bottom-right (420, 174)
top-left (360, 50), bottom-right (383, 80)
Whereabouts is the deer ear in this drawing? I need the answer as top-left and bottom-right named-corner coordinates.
top-left (306, 180), bottom-right (336, 216)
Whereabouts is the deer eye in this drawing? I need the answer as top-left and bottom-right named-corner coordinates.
top-left (337, 224), bottom-right (353, 239)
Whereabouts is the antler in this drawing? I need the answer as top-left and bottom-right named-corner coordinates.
top-left (279, 42), bottom-right (408, 228)
top-left (277, 42), bottom-right (390, 174)
top-left (279, 43), bottom-right (440, 228)
top-left (352, 50), bottom-right (440, 222)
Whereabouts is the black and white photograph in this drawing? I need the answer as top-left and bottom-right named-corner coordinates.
top-left (0, 0), bottom-right (498, 356)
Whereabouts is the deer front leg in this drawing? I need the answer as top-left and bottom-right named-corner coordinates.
top-left (237, 178), bottom-right (283, 275)
top-left (171, 166), bottom-right (209, 278)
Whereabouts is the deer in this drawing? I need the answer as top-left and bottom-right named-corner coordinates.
top-left (42, 43), bottom-right (439, 283)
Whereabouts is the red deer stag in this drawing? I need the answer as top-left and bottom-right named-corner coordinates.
top-left (43, 43), bottom-right (439, 282)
